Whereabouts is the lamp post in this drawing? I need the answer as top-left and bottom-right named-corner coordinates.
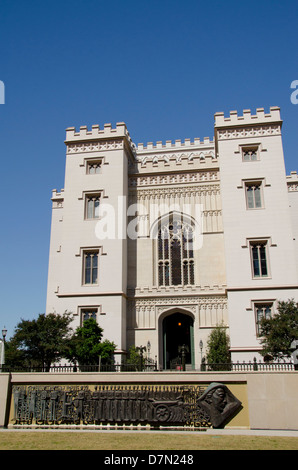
top-left (2, 327), bottom-right (7, 342)
top-left (199, 340), bottom-right (203, 369)
top-left (147, 340), bottom-right (151, 360)
top-left (0, 327), bottom-right (7, 369)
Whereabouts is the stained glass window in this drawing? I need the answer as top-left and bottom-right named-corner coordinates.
top-left (158, 217), bottom-right (195, 286)
top-left (171, 239), bottom-right (181, 285)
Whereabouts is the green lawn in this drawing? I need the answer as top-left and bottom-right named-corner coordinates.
top-left (0, 431), bottom-right (298, 450)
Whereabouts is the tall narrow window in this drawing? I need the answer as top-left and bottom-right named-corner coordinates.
top-left (255, 303), bottom-right (273, 335)
top-left (171, 239), bottom-right (182, 285)
top-left (86, 195), bottom-right (100, 219)
top-left (250, 242), bottom-right (268, 278)
top-left (158, 217), bottom-right (195, 286)
top-left (245, 182), bottom-right (262, 209)
top-left (83, 251), bottom-right (98, 284)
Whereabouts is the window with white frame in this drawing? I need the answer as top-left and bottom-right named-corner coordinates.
top-left (86, 194), bottom-right (100, 219)
top-left (83, 250), bottom-right (99, 285)
top-left (255, 303), bottom-right (273, 335)
top-left (245, 181), bottom-right (263, 209)
top-left (158, 217), bottom-right (195, 286)
top-left (250, 241), bottom-right (269, 278)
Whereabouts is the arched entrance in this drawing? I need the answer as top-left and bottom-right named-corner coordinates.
top-left (162, 312), bottom-right (194, 370)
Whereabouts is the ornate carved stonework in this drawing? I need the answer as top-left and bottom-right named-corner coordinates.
top-left (67, 140), bottom-right (124, 153)
top-left (129, 171), bottom-right (219, 188)
top-left (137, 150), bottom-right (216, 166)
top-left (217, 124), bottom-right (281, 140)
top-left (127, 295), bottom-right (228, 330)
top-left (288, 183), bottom-right (298, 192)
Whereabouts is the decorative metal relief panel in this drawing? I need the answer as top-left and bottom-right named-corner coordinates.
top-left (11, 383), bottom-right (241, 429)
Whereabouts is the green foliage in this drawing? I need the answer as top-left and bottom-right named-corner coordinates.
top-left (66, 318), bottom-right (116, 366)
top-left (5, 314), bottom-right (116, 369)
top-left (206, 324), bottom-right (231, 369)
top-left (259, 299), bottom-right (298, 359)
top-left (125, 346), bottom-right (146, 370)
top-left (5, 312), bottom-right (73, 370)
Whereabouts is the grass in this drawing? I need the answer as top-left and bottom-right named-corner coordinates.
top-left (0, 431), bottom-right (298, 450)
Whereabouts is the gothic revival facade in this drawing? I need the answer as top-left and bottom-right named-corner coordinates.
top-left (46, 107), bottom-right (298, 368)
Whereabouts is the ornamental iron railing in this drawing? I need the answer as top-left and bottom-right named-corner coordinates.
top-left (1, 358), bottom-right (296, 373)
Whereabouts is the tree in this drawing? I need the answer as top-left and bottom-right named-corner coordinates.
top-left (206, 324), bottom-right (231, 370)
top-left (125, 345), bottom-right (146, 371)
top-left (259, 299), bottom-right (298, 360)
top-left (5, 312), bottom-right (73, 370)
top-left (66, 318), bottom-right (116, 366)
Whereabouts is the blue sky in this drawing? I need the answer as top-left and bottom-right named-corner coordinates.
top-left (0, 0), bottom-right (297, 339)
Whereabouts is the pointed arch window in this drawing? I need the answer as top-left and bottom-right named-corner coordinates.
top-left (158, 217), bottom-right (195, 286)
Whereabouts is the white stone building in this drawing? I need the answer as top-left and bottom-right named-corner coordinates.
top-left (46, 106), bottom-right (298, 368)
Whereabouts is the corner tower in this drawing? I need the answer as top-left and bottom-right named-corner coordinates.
top-left (46, 123), bottom-right (136, 359)
top-left (215, 107), bottom-right (298, 360)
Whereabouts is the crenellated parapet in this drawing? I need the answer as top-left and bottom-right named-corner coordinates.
top-left (287, 171), bottom-right (298, 192)
top-left (214, 107), bottom-right (282, 142)
top-left (214, 106), bottom-right (282, 127)
top-left (65, 122), bottom-right (137, 158)
top-left (136, 136), bottom-right (213, 151)
top-left (51, 189), bottom-right (64, 209)
top-left (134, 137), bottom-right (216, 171)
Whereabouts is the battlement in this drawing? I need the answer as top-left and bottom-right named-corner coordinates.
top-left (287, 171), bottom-right (298, 193)
top-left (214, 106), bottom-right (282, 128)
top-left (136, 136), bottom-right (214, 152)
top-left (65, 122), bottom-right (136, 155)
top-left (134, 136), bottom-right (215, 168)
top-left (65, 122), bottom-right (127, 140)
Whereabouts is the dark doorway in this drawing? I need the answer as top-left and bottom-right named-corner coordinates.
top-left (162, 313), bottom-right (194, 369)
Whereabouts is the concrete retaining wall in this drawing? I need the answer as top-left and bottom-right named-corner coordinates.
top-left (0, 371), bottom-right (297, 430)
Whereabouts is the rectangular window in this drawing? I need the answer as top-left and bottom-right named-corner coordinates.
top-left (83, 251), bottom-right (99, 285)
top-left (81, 308), bottom-right (98, 324)
top-left (245, 182), bottom-right (263, 209)
top-left (86, 195), bottom-right (100, 219)
top-left (242, 146), bottom-right (259, 162)
top-left (250, 241), bottom-right (268, 278)
top-left (255, 303), bottom-right (273, 336)
top-left (87, 160), bottom-right (102, 174)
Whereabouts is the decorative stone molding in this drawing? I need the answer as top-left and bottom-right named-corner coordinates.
top-left (65, 122), bottom-right (137, 157)
top-left (137, 150), bottom-right (216, 166)
top-left (67, 139), bottom-right (124, 154)
top-left (217, 125), bottom-right (281, 141)
top-left (129, 171), bottom-right (219, 188)
top-left (130, 184), bottom-right (220, 199)
top-left (288, 183), bottom-right (298, 192)
top-left (127, 295), bottom-right (228, 330)
top-left (287, 171), bottom-right (298, 191)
